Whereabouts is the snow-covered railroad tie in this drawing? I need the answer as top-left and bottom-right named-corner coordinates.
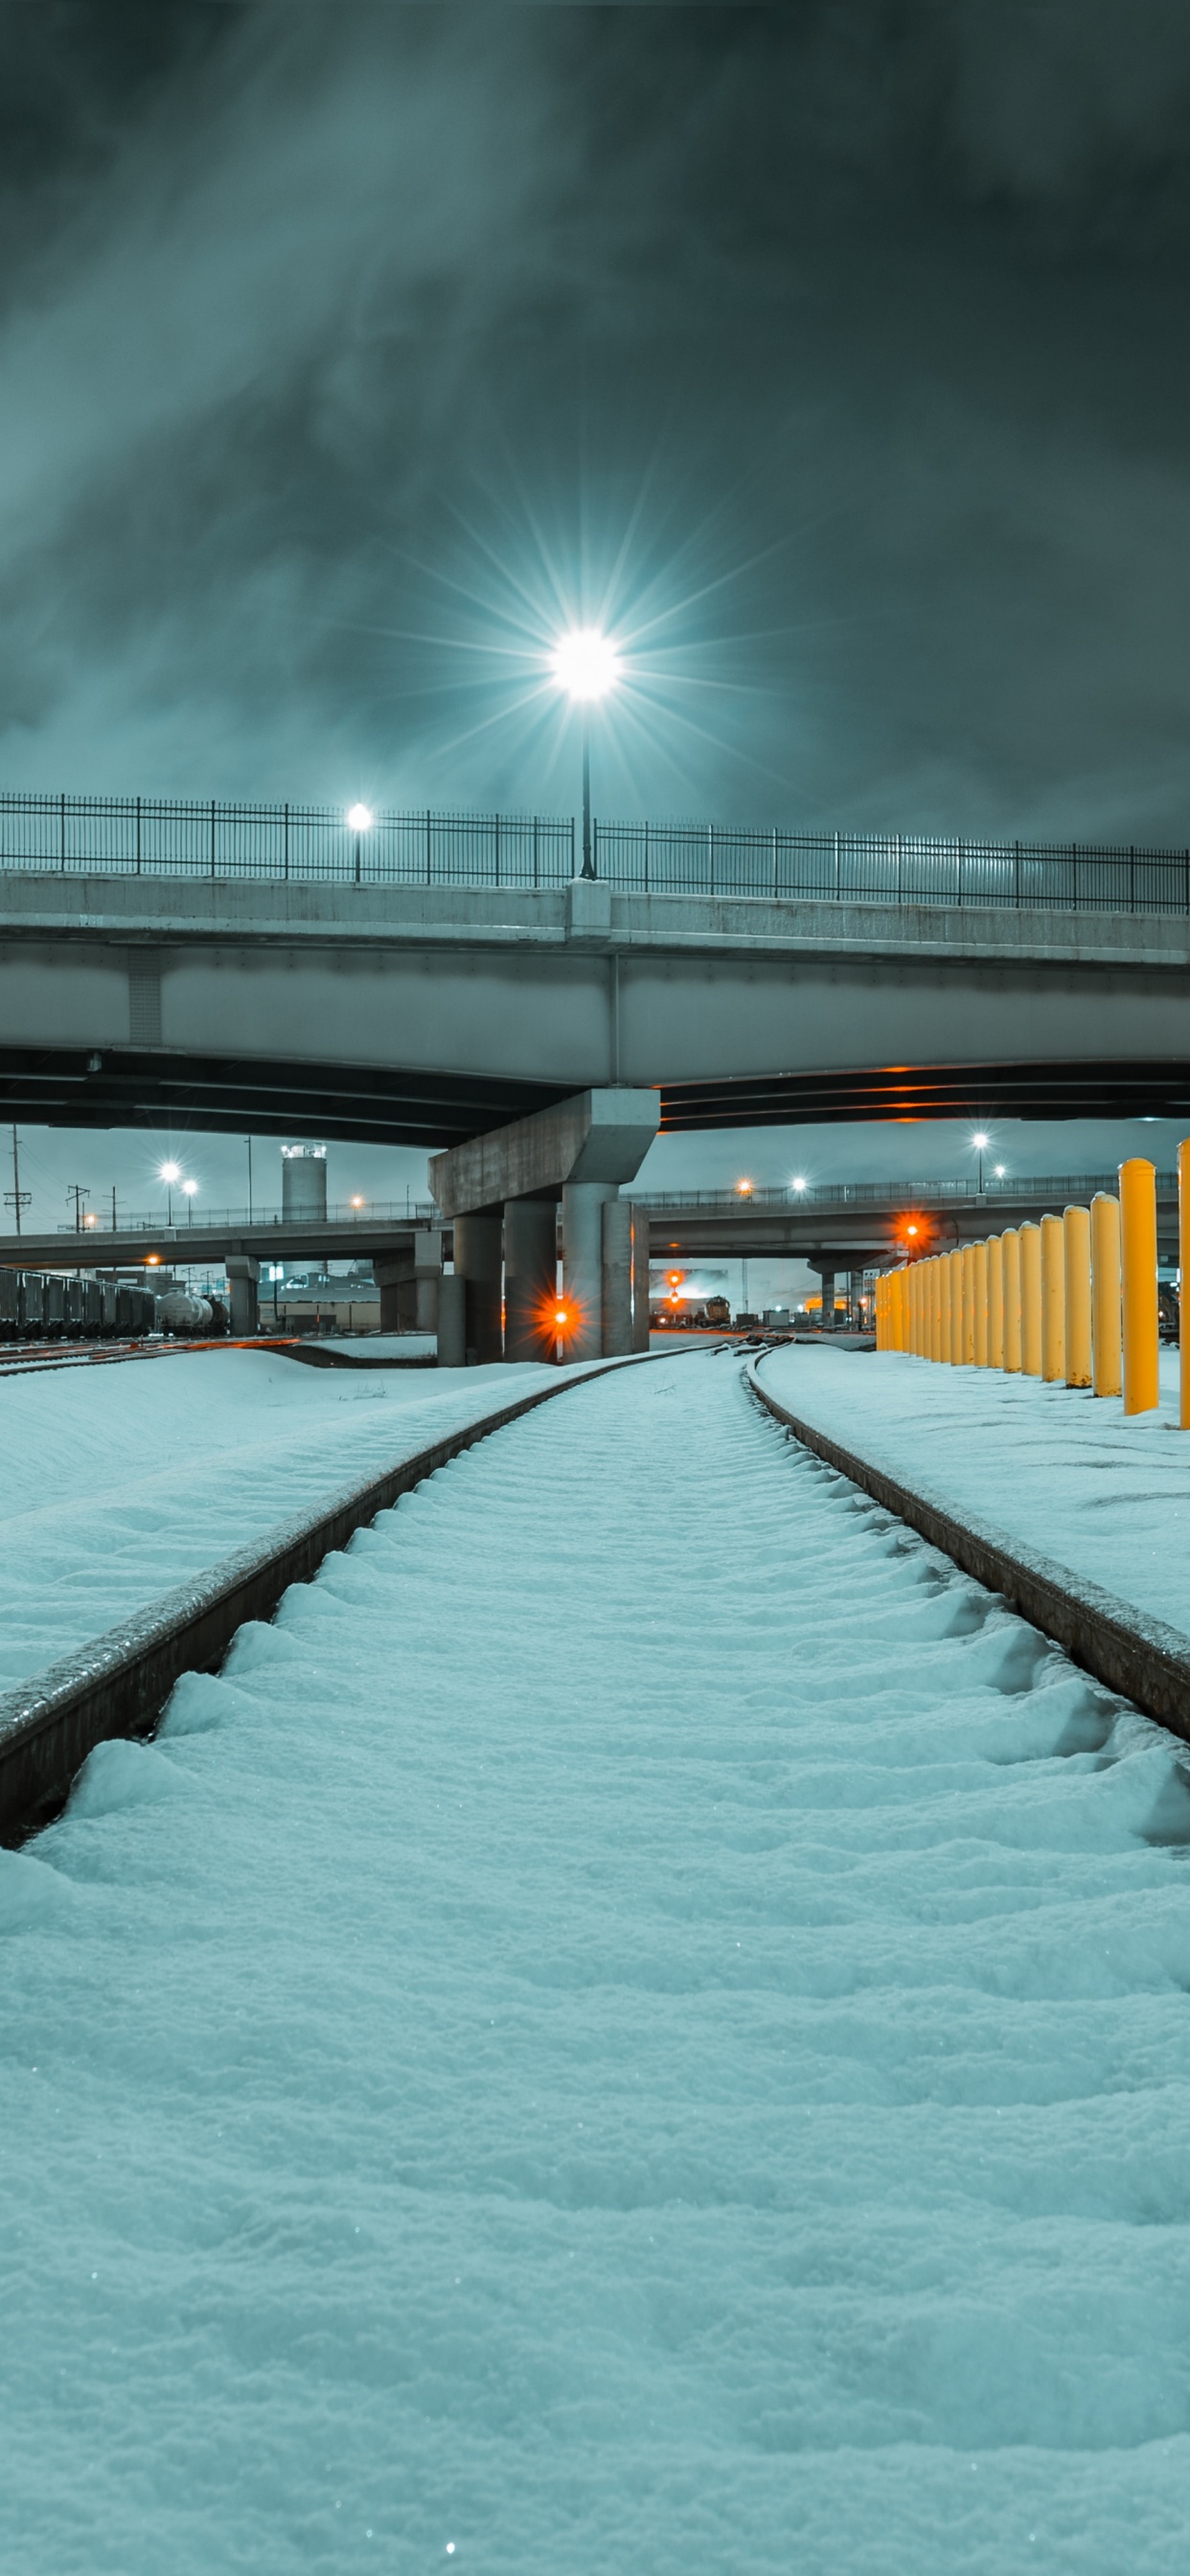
top-left (3, 1350), bottom-right (1189, 2575)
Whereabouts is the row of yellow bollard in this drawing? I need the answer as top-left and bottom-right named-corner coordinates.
top-left (875, 1154), bottom-right (1182, 1420)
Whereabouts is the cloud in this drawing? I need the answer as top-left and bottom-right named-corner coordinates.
top-left (1, 3), bottom-right (1189, 840)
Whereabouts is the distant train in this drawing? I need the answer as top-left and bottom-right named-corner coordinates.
top-left (0, 1273), bottom-right (228, 1344)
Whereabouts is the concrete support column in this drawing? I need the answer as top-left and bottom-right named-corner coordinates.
top-left (504, 1197), bottom-right (558, 1363)
top-left (562, 1181), bottom-right (618, 1361)
top-left (436, 1272), bottom-right (466, 1368)
top-left (601, 1198), bottom-right (634, 1356)
top-left (373, 1253), bottom-right (416, 1333)
top-left (630, 1202), bottom-right (651, 1351)
top-left (818, 1268), bottom-right (835, 1331)
top-left (414, 1230), bottom-right (442, 1335)
top-left (454, 1210), bottom-right (503, 1364)
top-left (849, 1269), bottom-right (864, 1330)
top-left (226, 1255), bottom-right (260, 1338)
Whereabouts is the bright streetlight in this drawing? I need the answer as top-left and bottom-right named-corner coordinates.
top-left (971, 1131), bottom-right (990, 1193)
top-left (551, 628), bottom-right (620, 881)
top-left (182, 1179), bottom-right (198, 1228)
top-left (159, 1160), bottom-right (180, 1224)
top-left (791, 1175), bottom-right (807, 1193)
top-left (346, 803), bottom-right (374, 833)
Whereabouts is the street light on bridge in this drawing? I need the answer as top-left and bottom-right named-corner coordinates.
top-left (159, 1160), bottom-right (181, 1224)
top-left (182, 1179), bottom-right (198, 1227)
top-left (551, 629), bottom-right (620, 881)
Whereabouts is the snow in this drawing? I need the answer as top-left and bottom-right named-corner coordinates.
top-left (763, 1343), bottom-right (1190, 1640)
top-left (0, 1346), bottom-right (562, 1690)
top-left (3, 1351), bottom-right (1190, 2571)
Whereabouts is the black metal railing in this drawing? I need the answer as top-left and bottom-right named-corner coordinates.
top-left (636, 1174), bottom-right (1179, 1212)
top-left (1, 789), bottom-right (1189, 914)
top-left (590, 821), bottom-right (1190, 911)
top-left (0, 794), bottom-right (576, 890)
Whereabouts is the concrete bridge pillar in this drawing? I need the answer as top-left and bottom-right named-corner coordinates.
top-left (562, 1181), bottom-right (618, 1361)
top-left (431, 1091), bottom-right (660, 1369)
top-left (504, 1198), bottom-right (558, 1362)
top-left (630, 1203), bottom-right (651, 1351)
top-left (601, 1199), bottom-right (634, 1356)
top-left (454, 1210), bottom-right (503, 1364)
top-left (226, 1255), bottom-right (260, 1338)
top-left (436, 1272), bottom-right (466, 1368)
top-left (818, 1267), bottom-right (836, 1331)
top-left (414, 1229), bottom-right (442, 1334)
top-left (374, 1251), bottom-right (415, 1332)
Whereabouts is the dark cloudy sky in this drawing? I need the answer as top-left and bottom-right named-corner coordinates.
top-left (4, 1), bottom-right (1190, 1225)
top-left (5, 0), bottom-right (1190, 841)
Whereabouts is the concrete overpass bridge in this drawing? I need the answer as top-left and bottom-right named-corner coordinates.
top-left (2, 794), bottom-right (1190, 1143)
top-left (3, 1162), bottom-right (1177, 1341)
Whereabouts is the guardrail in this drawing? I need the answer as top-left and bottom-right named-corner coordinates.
top-left (2, 788), bottom-right (1189, 915)
top-left (634, 1174), bottom-right (1177, 1213)
top-left (52, 1199), bottom-right (441, 1237)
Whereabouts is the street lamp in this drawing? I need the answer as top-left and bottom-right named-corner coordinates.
top-left (971, 1131), bottom-right (990, 1193)
top-left (791, 1175), bottom-right (807, 1193)
top-left (159, 1160), bottom-right (180, 1225)
top-left (551, 629), bottom-right (620, 880)
top-left (182, 1179), bottom-right (198, 1227)
top-left (347, 803), bottom-right (374, 886)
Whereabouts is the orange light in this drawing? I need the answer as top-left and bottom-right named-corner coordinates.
top-left (906, 1224), bottom-right (918, 1237)
top-left (350, 1194), bottom-right (364, 1208)
top-left (736, 1178), bottom-right (753, 1195)
top-left (146, 1254), bottom-right (161, 1267)
top-left (555, 1306), bottom-right (569, 1327)
top-left (83, 1212), bottom-right (98, 1226)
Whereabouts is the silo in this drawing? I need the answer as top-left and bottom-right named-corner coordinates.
top-left (281, 1144), bottom-right (328, 1222)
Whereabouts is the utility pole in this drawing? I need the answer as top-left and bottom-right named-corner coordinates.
top-left (111, 1185), bottom-right (117, 1232)
top-left (244, 1137), bottom-right (254, 1221)
top-left (67, 1184), bottom-right (89, 1232)
top-left (5, 1124), bottom-right (31, 1234)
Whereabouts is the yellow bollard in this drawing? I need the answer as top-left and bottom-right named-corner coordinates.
top-left (1040, 1213), bottom-right (1065, 1382)
top-left (1064, 1205), bottom-right (1092, 1389)
top-left (1001, 1229), bottom-right (1021, 1372)
top-left (938, 1252), bottom-right (950, 1361)
top-left (1180, 1140), bottom-right (1190, 1427)
top-left (1090, 1193), bottom-right (1121, 1396)
top-left (930, 1254), bottom-right (943, 1362)
top-left (973, 1240), bottom-right (989, 1366)
top-left (987, 1234), bottom-right (1004, 1368)
top-left (1120, 1158), bottom-right (1159, 1416)
top-left (960, 1243), bottom-right (975, 1363)
top-left (1019, 1221), bottom-right (1042, 1375)
top-left (912, 1261), bottom-right (923, 1355)
top-left (950, 1247), bottom-right (964, 1364)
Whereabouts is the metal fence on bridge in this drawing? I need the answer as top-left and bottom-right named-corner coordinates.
top-left (635, 1174), bottom-right (1179, 1212)
top-left (1, 789), bottom-right (1189, 915)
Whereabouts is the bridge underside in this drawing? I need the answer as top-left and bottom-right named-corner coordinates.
top-left (0, 1045), bottom-right (572, 1147)
top-left (2, 1045), bottom-right (1190, 1145)
top-left (661, 1058), bottom-right (1190, 1128)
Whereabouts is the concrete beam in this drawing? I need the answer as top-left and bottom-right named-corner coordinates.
top-left (429, 1089), bottom-right (661, 1221)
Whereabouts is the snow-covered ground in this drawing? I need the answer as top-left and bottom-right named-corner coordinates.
top-left (763, 1343), bottom-right (1190, 1638)
top-left (4, 1352), bottom-right (1190, 2572)
top-left (0, 1346), bottom-right (562, 1690)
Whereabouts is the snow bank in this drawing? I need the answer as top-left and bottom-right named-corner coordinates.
top-left (0, 1346), bottom-right (561, 1688)
top-left (763, 1343), bottom-right (1190, 1641)
top-left (2, 1354), bottom-right (1188, 2571)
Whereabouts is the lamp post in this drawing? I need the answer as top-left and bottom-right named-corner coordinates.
top-left (183, 1179), bottom-right (198, 1227)
top-left (972, 1131), bottom-right (990, 1195)
top-left (551, 630), bottom-right (620, 879)
top-left (159, 1160), bottom-right (180, 1225)
top-left (347, 803), bottom-right (373, 887)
